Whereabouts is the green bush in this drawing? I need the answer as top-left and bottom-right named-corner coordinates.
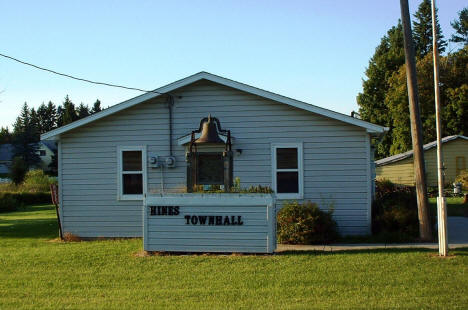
top-left (455, 171), bottom-right (468, 190)
top-left (21, 170), bottom-right (56, 192)
top-left (0, 192), bottom-right (52, 213)
top-left (372, 180), bottom-right (435, 238)
top-left (277, 201), bottom-right (339, 244)
top-left (10, 157), bottom-right (28, 185)
top-left (0, 169), bottom-right (56, 193)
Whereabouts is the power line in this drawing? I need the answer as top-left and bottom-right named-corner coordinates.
top-left (0, 52), bottom-right (164, 95)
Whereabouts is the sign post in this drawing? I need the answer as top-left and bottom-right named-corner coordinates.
top-left (431, 0), bottom-right (448, 256)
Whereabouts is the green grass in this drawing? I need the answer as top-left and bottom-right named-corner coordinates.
top-left (1, 205), bottom-right (468, 309)
top-left (429, 197), bottom-right (468, 217)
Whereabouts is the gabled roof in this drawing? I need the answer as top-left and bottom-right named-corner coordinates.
top-left (375, 135), bottom-right (468, 166)
top-left (41, 72), bottom-right (387, 140)
top-left (40, 140), bottom-right (57, 152)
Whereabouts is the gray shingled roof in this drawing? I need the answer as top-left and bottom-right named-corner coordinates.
top-left (375, 135), bottom-right (468, 167)
top-left (40, 140), bottom-right (57, 152)
top-left (0, 144), bottom-right (14, 162)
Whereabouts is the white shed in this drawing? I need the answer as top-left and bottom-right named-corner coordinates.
top-left (41, 72), bottom-right (386, 238)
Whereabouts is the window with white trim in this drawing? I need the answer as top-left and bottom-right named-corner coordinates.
top-left (272, 143), bottom-right (303, 199)
top-left (118, 146), bottom-right (146, 200)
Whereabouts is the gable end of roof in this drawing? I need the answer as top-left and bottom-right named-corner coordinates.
top-left (41, 72), bottom-right (387, 140)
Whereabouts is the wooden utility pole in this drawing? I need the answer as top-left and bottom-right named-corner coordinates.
top-left (400, 0), bottom-right (433, 241)
top-left (431, 0), bottom-right (448, 256)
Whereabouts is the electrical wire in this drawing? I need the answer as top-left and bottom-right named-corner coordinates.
top-left (0, 52), bottom-right (164, 95)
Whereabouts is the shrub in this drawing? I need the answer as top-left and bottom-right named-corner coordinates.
top-left (22, 170), bottom-right (56, 192)
top-left (372, 180), bottom-right (435, 238)
top-left (277, 201), bottom-right (339, 244)
top-left (0, 169), bottom-right (56, 193)
top-left (455, 171), bottom-right (468, 190)
top-left (0, 192), bottom-right (52, 213)
top-left (9, 157), bottom-right (28, 185)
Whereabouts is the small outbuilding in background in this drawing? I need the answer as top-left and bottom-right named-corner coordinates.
top-left (375, 135), bottom-right (468, 186)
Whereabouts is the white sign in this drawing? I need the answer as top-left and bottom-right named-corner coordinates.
top-left (143, 194), bottom-right (276, 253)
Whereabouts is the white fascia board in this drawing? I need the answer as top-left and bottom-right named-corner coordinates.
top-left (40, 73), bottom-right (207, 140)
top-left (201, 73), bottom-right (387, 134)
top-left (41, 71), bottom-right (386, 140)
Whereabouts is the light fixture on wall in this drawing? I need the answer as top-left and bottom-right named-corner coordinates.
top-left (235, 149), bottom-right (242, 156)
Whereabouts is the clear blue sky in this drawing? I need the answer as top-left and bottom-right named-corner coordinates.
top-left (0, 0), bottom-right (466, 128)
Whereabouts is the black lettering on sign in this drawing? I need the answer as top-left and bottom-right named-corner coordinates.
top-left (149, 206), bottom-right (181, 216)
top-left (183, 214), bottom-right (244, 226)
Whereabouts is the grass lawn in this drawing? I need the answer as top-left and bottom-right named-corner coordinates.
top-left (1, 205), bottom-right (467, 309)
top-left (429, 197), bottom-right (468, 217)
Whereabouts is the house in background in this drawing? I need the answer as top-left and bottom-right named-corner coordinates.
top-left (41, 72), bottom-right (387, 238)
top-left (0, 144), bottom-right (14, 176)
top-left (38, 140), bottom-right (57, 171)
top-left (375, 135), bottom-right (468, 186)
top-left (0, 141), bottom-right (57, 176)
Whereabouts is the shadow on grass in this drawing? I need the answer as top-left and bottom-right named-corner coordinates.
top-left (11, 204), bottom-right (55, 214)
top-left (0, 217), bottom-right (58, 239)
top-left (276, 247), bottom-right (468, 256)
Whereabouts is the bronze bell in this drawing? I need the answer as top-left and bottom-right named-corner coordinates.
top-left (195, 115), bottom-right (224, 144)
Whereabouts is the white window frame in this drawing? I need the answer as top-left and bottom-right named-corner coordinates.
top-left (271, 142), bottom-right (304, 200)
top-left (117, 146), bottom-right (147, 201)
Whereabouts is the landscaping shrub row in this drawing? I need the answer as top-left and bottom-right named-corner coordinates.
top-left (372, 179), bottom-right (436, 241)
top-left (0, 192), bottom-right (52, 213)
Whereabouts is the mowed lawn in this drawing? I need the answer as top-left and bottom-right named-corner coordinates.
top-left (1, 205), bottom-right (467, 309)
top-left (429, 196), bottom-right (468, 217)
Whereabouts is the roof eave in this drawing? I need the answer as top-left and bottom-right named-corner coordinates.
top-left (41, 71), bottom-right (387, 140)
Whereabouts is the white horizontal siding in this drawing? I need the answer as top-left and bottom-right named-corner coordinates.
top-left (60, 80), bottom-right (371, 237)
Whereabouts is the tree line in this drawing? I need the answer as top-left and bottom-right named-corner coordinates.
top-left (0, 96), bottom-right (103, 181)
top-left (357, 1), bottom-right (468, 159)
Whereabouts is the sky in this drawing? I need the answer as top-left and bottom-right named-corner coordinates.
top-left (0, 0), bottom-right (466, 128)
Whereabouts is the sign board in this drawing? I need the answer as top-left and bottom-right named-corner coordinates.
top-left (143, 194), bottom-right (276, 253)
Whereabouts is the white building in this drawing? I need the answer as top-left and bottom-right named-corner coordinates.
top-left (41, 72), bottom-right (386, 238)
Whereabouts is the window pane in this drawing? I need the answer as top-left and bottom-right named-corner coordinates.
top-left (277, 148), bottom-right (298, 169)
top-left (198, 154), bottom-right (224, 185)
top-left (123, 174), bottom-right (143, 194)
top-left (123, 151), bottom-right (142, 171)
top-left (277, 172), bottom-right (299, 193)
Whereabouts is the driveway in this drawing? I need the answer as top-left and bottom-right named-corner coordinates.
top-left (447, 216), bottom-right (468, 244)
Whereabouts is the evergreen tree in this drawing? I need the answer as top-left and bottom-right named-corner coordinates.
top-left (413, 0), bottom-right (446, 58)
top-left (61, 95), bottom-right (77, 125)
top-left (77, 103), bottom-right (90, 119)
top-left (29, 107), bottom-right (41, 141)
top-left (44, 101), bottom-right (58, 132)
top-left (357, 22), bottom-right (405, 158)
top-left (450, 7), bottom-right (468, 46)
top-left (0, 126), bottom-right (12, 144)
top-left (91, 99), bottom-right (102, 114)
top-left (12, 103), bottom-right (40, 167)
top-left (56, 105), bottom-right (64, 127)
